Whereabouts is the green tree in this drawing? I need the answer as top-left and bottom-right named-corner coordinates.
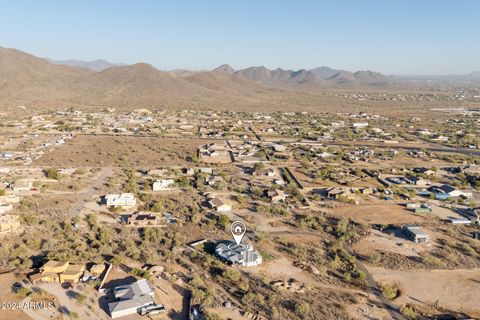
top-left (191, 213), bottom-right (201, 224)
top-left (294, 302), bottom-right (310, 317)
top-left (74, 292), bottom-right (87, 304)
top-left (45, 168), bottom-right (59, 179)
top-left (217, 214), bottom-right (230, 231)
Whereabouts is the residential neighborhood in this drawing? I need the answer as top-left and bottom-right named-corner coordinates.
top-left (0, 106), bottom-right (480, 320)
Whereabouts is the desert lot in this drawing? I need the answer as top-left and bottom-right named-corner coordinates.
top-left (34, 135), bottom-right (215, 167)
top-left (368, 266), bottom-right (480, 317)
top-left (331, 203), bottom-right (425, 225)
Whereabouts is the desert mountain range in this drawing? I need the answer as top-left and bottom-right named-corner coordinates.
top-left (1, 47), bottom-right (479, 111)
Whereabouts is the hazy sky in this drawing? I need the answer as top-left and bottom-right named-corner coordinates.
top-left (1, 0), bottom-right (479, 74)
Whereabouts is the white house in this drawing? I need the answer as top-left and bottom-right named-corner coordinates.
top-left (1, 152), bottom-right (14, 159)
top-left (152, 179), bottom-right (174, 191)
top-left (105, 193), bottom-right (137, 207)
top-left (431, 184), bottom-right (471, 198)
top-left (0, 203), bottom-right (13, 214)
top-left (352, 122), bottom-right (369, 128)
top-left (205, 175), bottom-right (224, 186)
top-left (215, 241), bottom-right (263, 267)
top-left (266, 169), bottom-right (276, 177)
top-left (108, 279), bottom-right (155, 319)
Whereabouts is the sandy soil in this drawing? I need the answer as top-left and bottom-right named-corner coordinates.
top-left (428, 202), bottom-right (465, 220)
top-left (353, 229), bottom-right (434, 257)
top-left (150, 278), bottom-right (189, 320)
top-left (36, 282), bottom-right (109, 320)
top-left (368, 266), bottom-right (480, 317)
top-left (249, 256), bottom-right (315, 284)
top-left (34, 135), bottom-right (215, 167)
top-left (0, 305), bottom-right (33, 320)
top-left (331, 203), bottom-right (425, 225)
top-left (205, 306), bottom-right (267, 320)
top-left (345, 297), bottom-right (393, 320)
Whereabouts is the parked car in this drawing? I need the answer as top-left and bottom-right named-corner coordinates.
top-left (190, 304), bottom-right (204, 320)
top-left (12, 282), bottom-right (23, 293)
top-left (139, 304), bottom-right (165, 316)
top-left (61, 282), bottom-right (73, 289)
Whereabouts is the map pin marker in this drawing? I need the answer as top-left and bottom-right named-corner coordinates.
top-left (230, 221), bottom-right (247, 245)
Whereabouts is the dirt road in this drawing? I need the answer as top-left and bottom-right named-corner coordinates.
top-left (68, 167), bottom-right (113, 216)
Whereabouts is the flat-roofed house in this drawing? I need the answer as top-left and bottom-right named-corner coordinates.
top-left (105, 193), bottom-right (136, 208)
top-left (152, 179), bottom-right (174, 191)
top-left (402, 225), bottom-right (429, 243)
top-left (125, 212), bottom-right (164, 226)
top-left (215, 241), bottom-right (263, 267)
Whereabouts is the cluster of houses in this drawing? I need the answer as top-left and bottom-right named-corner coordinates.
top-left (26, 259), bottom-right (164, 318)
top-left (229, 140), bottom-right (262, 162)
top-left (198, 143), bottom-right (232, 163)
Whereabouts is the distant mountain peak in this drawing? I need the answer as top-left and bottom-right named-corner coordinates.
top-left (45, 58), bottom-right (126, 71)
top-left (213, 64), bottom-right (236, 74)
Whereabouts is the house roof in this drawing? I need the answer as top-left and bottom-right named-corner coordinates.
top-left (113, 279), bottom-right (154, 300)
top-left (29, 272), bottom-right (45, 282)
top-left (108, 294), bottom-right (153, 315)
top-left (403, 225), bottom-right (429, 237)
top-left (208, 198), bottom-right (225, 207)
top-left (437, 184), bottom-right (456, 194)
top-left (43, 260), bottom-right (69, 269)
top-left (215, 241), bottom-right (262, 267)
top-left (327, 187), bottom-right (345, 195)
top-left (62, 264), bottom-right (85, 276)
top-left (267, 188), bottom-right (285, 198)
top-left (90, 264), bottom-right (106, 274)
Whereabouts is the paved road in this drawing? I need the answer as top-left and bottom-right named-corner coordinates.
top-left (68, 167), bottom-right (113, 216)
